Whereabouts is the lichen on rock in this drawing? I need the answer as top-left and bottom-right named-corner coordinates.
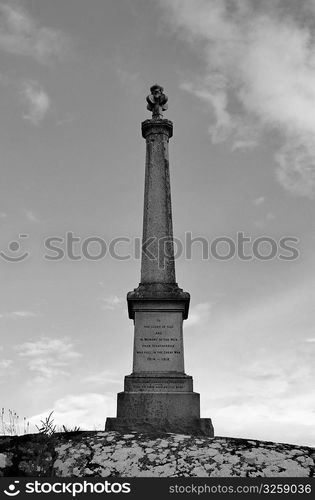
top-left (0, 432), bottom-right (314, 477)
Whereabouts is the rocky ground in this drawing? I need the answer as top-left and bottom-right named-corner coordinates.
top-left (0, 431), bottom-right (314, 477)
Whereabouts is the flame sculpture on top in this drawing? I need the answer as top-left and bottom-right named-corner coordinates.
top-left (146, 84), bottom-right (168, 119)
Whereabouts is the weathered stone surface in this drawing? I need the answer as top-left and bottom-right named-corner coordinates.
top-left (0, 432), bottom-right (314, 477)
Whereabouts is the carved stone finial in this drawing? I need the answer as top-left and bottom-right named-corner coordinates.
top-left (146, 84), bottom-right (168, 119)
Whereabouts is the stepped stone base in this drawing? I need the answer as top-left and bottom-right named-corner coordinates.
top-left (105, 417), bottom-right (214, 436)
top-left (105, 389), bottom-right (214, 436)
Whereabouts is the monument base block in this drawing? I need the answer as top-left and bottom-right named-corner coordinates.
top-left (117, 390), bottom-right (200, 420)
top-left (105, 386), bottom-right (214, 436)
top-left (105, 416), bottom-right (214, 436)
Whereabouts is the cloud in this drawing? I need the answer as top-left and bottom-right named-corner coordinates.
top-left (195, 274), bottom-right (315, 445)
top-left (254, 212), bottom-right (275, 228)
top-left (275, 139), bottom-right (315, 197)
top-left (0, 358), bottom-right (13, 376)
top-left (186, 301), bottom-right (212, 328)
top-left (203, 356), bottom-right (315, 446)
top-left (0, 2), bottom-right (70, 63)
top-left (112, 50), bottom-right (144, 96)
top-left (100, 294), bottom-right (124, 311)
top-left (180, 79), bottom-right (261, 149)
top-left (11, 310), bottom-right (38, 318)
top-left (24, 209), bottom-right (40, 223)
top-left (0, 310), bottom-right (39, 319)
top-left (16, 337), bottom-right (81, 379)
top-left (208, 393), bottom-right (315, 446)
top-left (83, 370), bottom-right (121, 386)
top-left (305, 337), bottom-right (315, 343)
top-left (0, 359), bottom-right (12, 368)
top-left (159, 0), bottom-right (315, 197)
top-left (21, 81), bottom-right (50, 125)
top-left (28, 393), bottom-right (116, 431)
top-left (253, 196), bottom-right (265, 206)
top-left (116, 66), bottom-right (141, 92)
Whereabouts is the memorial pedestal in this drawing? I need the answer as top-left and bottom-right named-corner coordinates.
top-left (106, 379), bottom-right (213, 435)
top-left (105, 294), bottom-right (214, 435)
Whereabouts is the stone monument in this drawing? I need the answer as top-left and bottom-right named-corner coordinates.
top-left (106, 85), bottom-right (214, 435)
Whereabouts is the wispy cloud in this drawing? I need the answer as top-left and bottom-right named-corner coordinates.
top-left (254, 212), bottom-right (275, 229)
top-left (83, 370), bottom-right (120, 385)
top-left (180, 79), bottom-right (261, 150)
top-left (21, 81), bottom-right (50, 125)
top-left (186, 301), bottom-right (212, 328)
top-left (0, 358), bottom-right (13, 376)
top-left (113, 51), bottom-right (143, 96)
top-left (116, 66), bottom-right (141, 92)
top-left (100, 294), bottom-right (124, 311)
top-left (10, 310), bottom-right (38, 318)
top-left (159, 0), bottom-right (315, 197)
top-left (0, 2), bottom-right (70, 63)
top-left (24, 209), bottom-right (40, 223)
top-left (275, 139), bottom-right (315, 198)
top-left (253, 196), bottom-right (265, 206)
top-left (16, 337), bottom-right (81, 379)
top-left (0, 310), bottom-right (39, 319)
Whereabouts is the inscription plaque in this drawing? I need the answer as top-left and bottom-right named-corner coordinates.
top-left (133, 311), bottom-right (184, 372)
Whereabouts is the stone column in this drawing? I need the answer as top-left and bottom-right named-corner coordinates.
top-left (140, 118), bottom-right (175, 285)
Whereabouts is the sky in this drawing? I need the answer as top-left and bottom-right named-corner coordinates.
top-left (0, 0), bottom-right (314, 447)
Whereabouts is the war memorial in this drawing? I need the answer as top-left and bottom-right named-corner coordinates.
top-left (106, 85), bottom-right (214, 436)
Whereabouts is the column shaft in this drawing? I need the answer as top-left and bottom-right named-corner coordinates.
top-left (140, 119), bottom-right (175, 284)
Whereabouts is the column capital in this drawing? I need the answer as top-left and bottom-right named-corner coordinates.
top-left (141, 119), bottom-right (173, 139)
top-left (127, 283), bottom-right (190, 320)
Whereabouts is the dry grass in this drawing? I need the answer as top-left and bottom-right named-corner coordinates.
top-left (1, 408), bottom-right (30, 436)
top-left (1, 408), bottom-right (80, 436)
